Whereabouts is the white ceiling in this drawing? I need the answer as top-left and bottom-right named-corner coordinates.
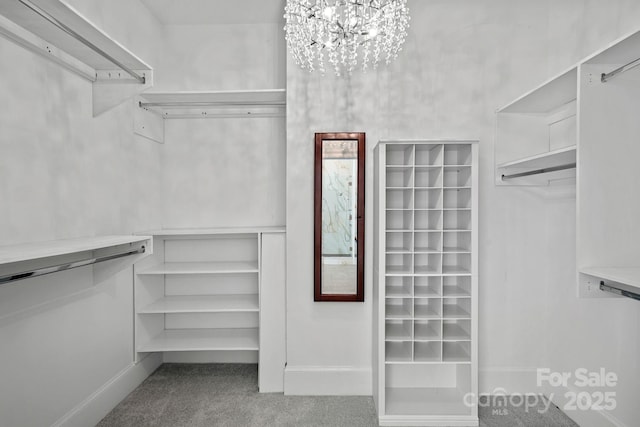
top-left (141, 0), bottom-right (286, 25)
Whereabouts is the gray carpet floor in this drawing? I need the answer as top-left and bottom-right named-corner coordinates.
top-left (97, 364), bottom-right (579, 427)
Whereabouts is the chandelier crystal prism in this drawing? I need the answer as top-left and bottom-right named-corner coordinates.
top-left (284, 0), bottom-right (410, 76)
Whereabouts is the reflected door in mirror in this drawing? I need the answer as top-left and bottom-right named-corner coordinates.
top-left (314, 133), bottom-right (365, 301)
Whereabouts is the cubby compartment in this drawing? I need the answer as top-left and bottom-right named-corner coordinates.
top-left (443, 276), bottom-right (471, 297)
top-left (415, 144), bottom-right (443, 166)
top-left (414, 210), bottom-right (442, 231)
top-left (443, 210), bottom-right (471, 230)
top-left (414, 298), bottom-right (441, 319)
top-left (386, 210), bottom-right (413, 231)
top-left (443, 341), bottom-right (470, 363)
top-left (442, 253), bottom-right (471, 274)
top-left (386, 297), bottom-right (413, 319)
top-left (414, 232), bottom-right (441, 253)
top-left (415, 189), bottom-right (442, 209)
top-left (414, 320), bottom-right (441, 340)
top-left (443, 188), bottom-right (471, 209)
top-left (443, 298), bottom-right (471, 319)
top-left (386, 254), bottom-right (413, 274)
top-left (414, 341), bottom-right (442, 362)
top-left (443, 320), bottom-right (471, 341)
top-left (386, 232), bottom-right (412, 253)
top-left (386, 276), bottom-right (413, 297)
top-left (387, 189), bottom-right (413, 209)
top-left (444, 144), bottom-right (471, 166)
top-left (414, 253), bottom-right (441, 274)
top-left (443, 231), bottom-right (471, 253)
top-left (387, 167), bottom-right (413, 188)
top-left (386, 341), bottom-right (413, 362)
top-left (443, 166), bottom-right (472, 187)
top-left (386, 320), bottom-right (413, 341)
top-left (387, 144), bottom-right (414, 166)
top-left (414, 276), bottom-right (441, 297)
top-left (415, 167), bottom-right (442, 188)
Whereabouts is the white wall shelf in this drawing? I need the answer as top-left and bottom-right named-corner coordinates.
top-left (134, 90), bottom-right (286, 143)
top-left (0, 0), bottom-right (153, 115)
top-left (137, 328), bottom-right (259, 352)
top-left (138, 261), bottom-right (259, 275)
top-left (497, 145), bottom-right (576, 185)
top-left (0, 235), bottom-right (151, 285)
top-left (0, 235), bottom-right (149, 265)
top-left (138, 295), bottom-right (259, 314)
top-left (134, 228), bottom-right (286, 392)
top-left (374, 140), bottom-right (479, 426)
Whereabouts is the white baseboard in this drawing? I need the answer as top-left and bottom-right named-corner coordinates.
top-left (52, 353), bottom-right (162, 427)
top-left (284, 365), bottom-right (371, 395)
top-left (480, 367), bottom-right (626, 427)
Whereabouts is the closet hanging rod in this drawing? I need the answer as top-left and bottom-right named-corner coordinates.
top-left (17, 0), bottom-right (146, 84)
top-left (0, 245), bottom-right (145, 285)
top-left (601, 57), bottom-right (640, 83)
top-left (600, 281), bottom-right (640, 301)
top-left (501, 163), bottom-right (576, 181)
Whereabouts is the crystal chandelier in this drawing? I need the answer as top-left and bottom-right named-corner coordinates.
top-left (284, 0), bottom-right (410, 76)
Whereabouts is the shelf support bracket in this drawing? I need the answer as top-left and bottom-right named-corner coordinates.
top-left (501, 163), bottom-right (576, 181)
top-left (599, 281), bottom-right (640, 301)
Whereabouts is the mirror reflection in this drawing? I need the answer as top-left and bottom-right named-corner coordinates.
top-left (321, 140), bottom-right (358, 295)
top-left (314, 132), bottom-right (364, 302)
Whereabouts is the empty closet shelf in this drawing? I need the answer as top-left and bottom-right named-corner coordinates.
top-left (138, 294), bottom-right (259, 314)
top-left (138, 261), bottom-right (259, 275)
top-left (137, 328), bottom-right (259, 352)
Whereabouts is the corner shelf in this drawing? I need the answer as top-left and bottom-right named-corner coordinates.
top-left (0, 0), bottom-right (153, 115)
top-left (134, 89), bottom-right (286, 143)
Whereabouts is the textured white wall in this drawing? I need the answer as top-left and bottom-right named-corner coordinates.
top-left (154, 23), bottom-right (287, 229)
top-left (0, 1), bottom-right (164, 425)
top-left (286, 1), bottom-right (640, 424)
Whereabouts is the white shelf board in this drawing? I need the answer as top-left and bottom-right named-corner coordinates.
top-left (138, 261), bottom-right (259, 275)
top-left (498, 67), bottom-right (577, 114)
top-left (0, 0), bottom-right (150, 72)
top-left (0, 235), bottom-right (149, 265)
top-left (137, 328), bottom-right (259, 352)
top-left (138, 89), bottom-right (286, 119)
top-left (138, 294), bottom-right (259, 314)
top-left (497, 145), bottom-right (576, 170)
top-left (139, 226), bottom-right (285, 236)
top-left (580, 267), bottom-right (640, 291)
top-left (385, 387), bottom-right (474, 416)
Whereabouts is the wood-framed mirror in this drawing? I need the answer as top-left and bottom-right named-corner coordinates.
top-left (314, 132), bottom-right (365, 302)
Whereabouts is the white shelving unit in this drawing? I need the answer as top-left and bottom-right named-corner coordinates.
top-left (0, 0), bottom-right (153, 115)
top-left (134, 89), bottom-right (286, 143)
top-left (577, 29), bottom-right (640, 299)
top-left (374, 140), bottom-right (479, 426)
top-left (134, 227), bottom-right (286, 392)
top-left (496, 27), bottom-right (640, 300)
top-left (495, 67), bottom-right (577, 187)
